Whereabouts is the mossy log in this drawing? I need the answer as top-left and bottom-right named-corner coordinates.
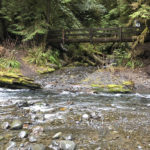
top-left (0, 72), bottom-right (41, 89)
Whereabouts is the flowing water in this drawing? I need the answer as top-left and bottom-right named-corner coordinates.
top-left (0, 86), bottom-right (150, 150)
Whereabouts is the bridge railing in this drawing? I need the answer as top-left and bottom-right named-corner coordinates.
top-left (47, 27), bottom-right (146, 43)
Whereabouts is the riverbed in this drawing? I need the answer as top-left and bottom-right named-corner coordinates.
top-left (0, 87), bottom-right (150, 149)
top-left (0, 67), bottom-right (150, 150)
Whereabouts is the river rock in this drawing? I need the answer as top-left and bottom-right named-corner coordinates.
top-left (16, 101), bottom-right (29, 108)
top-left (6, 141), bottom-right (17, 150)
top-left (52, 132), bottom-right (62, 139)
top-left (63, 134), bottom-right (73, 141)
top-left (29, 135), bottom-right (37, 143)
top-left (82, 114), bottom-right (90, 120)
top-left (1, 122), bottom-right (10, 129)
top-left (50, 140), bottom-right (76, 150)
top-left (29, 144), bottom-right (47, 150)
top-left (18, 131), bottom-right (28, 138)
top-left (59, 140), bottom-right (76, 150)
top-left (10, 120), bottom-right (23, 130)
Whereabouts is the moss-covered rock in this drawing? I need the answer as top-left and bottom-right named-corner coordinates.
top-left (37, 67), bottom-right (55, 74)
top-left (91, 81), bottom-right (134, 93)
top-left (0, 71), bottom-right (41, 89)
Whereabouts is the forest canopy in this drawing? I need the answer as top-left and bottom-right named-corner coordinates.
top-left (0, 0), bottom-right (149, 42)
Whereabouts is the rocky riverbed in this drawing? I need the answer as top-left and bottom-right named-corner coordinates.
top-left (0, 66), bottom-right (150, 150)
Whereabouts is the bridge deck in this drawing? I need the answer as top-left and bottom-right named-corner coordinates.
top-left (47, 27), bottom-right (149, 44)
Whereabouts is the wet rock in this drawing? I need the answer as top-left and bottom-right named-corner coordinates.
top-left (63, 134), bottom-right (73, 141)
top-left (50, 140), bottom-right (76, 150)
top-left (16, 101), bottom-right (29, 108)
top-left (29, 136), bottom-right (37, 143)
top-left (18, 131), bottom-right (28, 138)
top-left (59, 140), bottom-right (76, 150)
top-left (20, 143), bottom-right (48, 150)
top-left (6, 141), bottom-right (17, 150)
top-left (10, 120), bottom-right (23, 130)
top-left (29, 144), bottom-right (47, 150)
top-left (95, 147), bottom-right (101, 150)
top-left (1, 122), bottom-right (10, 129)
top-left (52, 132), bottom-right (62, 139)
top-left (82, 114), bottom-right (90, 120)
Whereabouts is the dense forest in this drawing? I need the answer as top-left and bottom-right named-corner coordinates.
top-left (0, 0), bottom-right (150, 69)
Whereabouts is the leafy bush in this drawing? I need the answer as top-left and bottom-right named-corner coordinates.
top-left (27, 46), bottom-right (61, 67)
top-left (113, 48), bottom-right (143, 68)
top-left (0, 58), bottom-right (20, 69)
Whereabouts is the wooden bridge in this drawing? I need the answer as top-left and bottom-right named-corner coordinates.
top-left (48, 27), bottom-right (150, 44)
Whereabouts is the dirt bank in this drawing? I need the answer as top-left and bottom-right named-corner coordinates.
top-left (2, 47), bottom-right (150, 93)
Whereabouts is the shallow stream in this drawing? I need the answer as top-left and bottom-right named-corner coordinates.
top-left (0, 86), bottom-right (150, 149)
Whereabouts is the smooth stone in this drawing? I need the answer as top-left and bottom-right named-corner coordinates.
top-left (29, 144), bottom-right (47, 150)
top-left (11, 120), bottom-right (23, 130)
top-left (29, 136), bottom-right (37, 143)
top-left (16, 101), bottom-right (29, 107)
top-left (63, 134), bottom-right (73, 140)
top-left (18, 131), bottom-right (28, 138)
top-left (1, 122), bottom-right (10, 129)
top-left (82, 114), bottom-right (90, 120)
top-left (52, 132), bottom-right (62, 139)
top-left (59, 140), bottom-right (76, 150)
top-left (6, 141), bottom-right (17, 150)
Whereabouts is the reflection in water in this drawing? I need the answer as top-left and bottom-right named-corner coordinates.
top-left (0, 88), bottom-right (150, 149)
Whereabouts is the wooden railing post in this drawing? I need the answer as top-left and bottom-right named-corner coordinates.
top-left (119, 27), bottom-right (122, 42)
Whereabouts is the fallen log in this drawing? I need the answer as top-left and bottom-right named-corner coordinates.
top-left (0, 72), bottom-right (41, 89)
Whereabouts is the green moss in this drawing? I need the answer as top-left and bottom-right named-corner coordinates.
top-left (0, 71), bottom-right (41, 89)
top-left (91, 84), bottom-right (105, 88)
top-left (107, 85), bottom-right (131, 93)
top-left (122, 81), bottom-right (134, 86)
top-left (91, 83), bottom-right (133, 93)
top-left (37, 67), bottom-right (55, 74)
top-left (0, 77), bottom-right (14, 84)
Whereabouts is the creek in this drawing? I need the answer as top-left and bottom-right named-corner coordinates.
top-left (0, 86), bottom-right (150, 149)
top-left (0, 67), bottom-right (150, 149)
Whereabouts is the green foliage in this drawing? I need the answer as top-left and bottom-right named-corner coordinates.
top-left (27, 46), bottom-right (61, 67)
top-left (0, 58), bottom-right (20, 69)
top-left (130, 4), bottom-right (150, 25)
top-left (113, 48), bottom-right (143, 68)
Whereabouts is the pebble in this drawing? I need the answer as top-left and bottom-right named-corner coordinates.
top-left (18, 131), bottom-right (28, 138)
top-left (1, 122), bottom-right (10, 129)
top-left (82, 114), bottom-right (90, 120)
top-left (30, 144), bottom-right (47, 150)
top-left (10, 120), bottom-right (23, 130)
top-left (29, 136), bottom-right (37, 143)
top-left (52, 132), bottom-right (62, 139)
top-left (6, 141), bottom-right (17, 150)
top-left (59, 140), bottom-right (76, 150)
top-left (49, 140), bottom-right (76, 150)
top-left (63, 134), bottom-right (73, 140)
